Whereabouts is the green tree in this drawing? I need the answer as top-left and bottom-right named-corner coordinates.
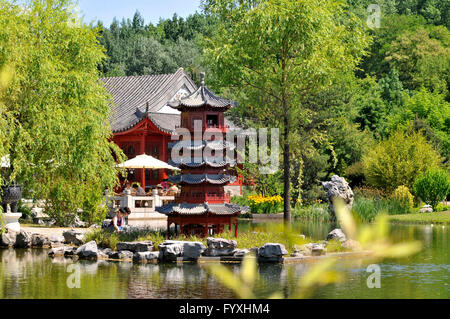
top-left (0, 0), bottom-right (125, 225)
top-left (363, 128), bottom-right (442, 192)
top-left (387, 88), bottom-right (450, 157)
top-left (203, 0), bottom-right (370, 222)
top-left (414, 168), bottom-right (450, 210)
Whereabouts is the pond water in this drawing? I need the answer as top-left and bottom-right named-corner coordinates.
top-left (0, 221), bottom-right (448, 299)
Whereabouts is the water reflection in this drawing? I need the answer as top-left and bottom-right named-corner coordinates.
top-left (0, 222), bottom-right (448, 299)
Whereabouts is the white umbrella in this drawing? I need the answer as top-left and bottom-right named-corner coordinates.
top-left (116, 154), bottom-right (180, 190)
top-left (117, 154), bottom-right (180, 170)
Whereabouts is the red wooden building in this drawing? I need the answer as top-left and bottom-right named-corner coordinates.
top-left (101, 68), bottom-right (243, 194)
top-left (156, 73), bottom-right (248, 237)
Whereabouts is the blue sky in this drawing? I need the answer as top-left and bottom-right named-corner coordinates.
top-left (78, 0), bottom-right (202, 26)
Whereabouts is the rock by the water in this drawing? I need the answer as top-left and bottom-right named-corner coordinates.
top-left (31, 233), bottom-right (51, 247)
top-left (76, 241), bottom-right (98, 259)
top-left (48, 247), bottom-right (65, 257)
top-left (258, 243), bottom-right (288, 258)
top-left (63, 229), bottom-right (85, 246)
top-left (234, 249), bottom-right (251, 257)
top-left (109, 250), bottom-right (134, 260)
top-left (419, 204), bottom-right (433, 213)
top-left (183, 242), bottom-right (206, 260)
top-left (322, 175), bottom-right (354, 217)
top-left (158, 241), bottom-right (185, 261)
top-left (204, 237), bottom-right (237, 256)
top-left (326, 229), bottom-right (347, 242)
top-left (64, 246), bottom-right (78, 257)
top-left (14, 230), bottom-right (32, 248)
top-left (301, 243), bottom-right (326, 256)
top-left (0, 231), bottom-right (17, 247)
top-left (71, 216), bottom-right (86, 228)
top-left (116, 241), bottom-right (153, 253)
top-left (133, 251), bottom-right (160, 263)
top-left (342, 239), bottom-right (362, 251)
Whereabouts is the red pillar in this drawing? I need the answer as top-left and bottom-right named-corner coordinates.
top-left (140, 133), bottom-right (146, 189)
top-left (234, 220), bottom-right (238, 238)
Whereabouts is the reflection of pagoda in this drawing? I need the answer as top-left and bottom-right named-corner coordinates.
top-left (156, 73), bottom-right (248, 237)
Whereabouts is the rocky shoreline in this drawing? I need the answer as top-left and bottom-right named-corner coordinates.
top-left (0, 228), bottom-right (362, 264)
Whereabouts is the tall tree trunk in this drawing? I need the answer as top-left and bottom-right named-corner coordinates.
top-left (283, 102), bottom-right (291, 223)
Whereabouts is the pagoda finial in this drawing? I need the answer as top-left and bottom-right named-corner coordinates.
top-left (145, 102), bottom-right (150, 115)
top-left (200, 72), bottom-right (205, 86)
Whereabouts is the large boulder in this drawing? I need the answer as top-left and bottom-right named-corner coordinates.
top-left (31, 233), bottom-right (51, 247)
top-left (48, 247), bottom-right (65, 257)
top-left (158, 240), bottom-right (207, 261)
top-left (63, 229), bottom-right (85, 246)
top-left (204, 238), bottom-right (237, 257)
top-left (133, 251), bottom-right (160, 263)
top-left (158, 241), bottom-right (185, 261)
top-left (14, 230), bottom-right (32, 248)
top-left (326, 229), bottom-right (347, 243)
top-left (233, 249), bottom-right (251, 257)
top-left (71, 216), bottom-right (86, 228)
top-left (322, 175), bottom-right (354, 217)
top-left (183, 242), bottom-right (206, 260)
top-left (0, 231), bottom-right (17, 247)
top-left (109, 250), bottom-right (134, 260)
top-left (63, 246), bottom-right (78, 257)
top-left (76, 241), bottom-right (98, 259)
top-left (258, 243), bottom-right (288, 259)
top-left (116, 241), bottom-right (153, 253)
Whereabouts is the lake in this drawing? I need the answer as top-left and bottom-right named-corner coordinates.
top-left (0, 221), bottom-right (448, 299)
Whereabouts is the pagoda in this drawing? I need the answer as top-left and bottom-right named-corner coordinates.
top-left (156, 73), bottom-right (248, 238)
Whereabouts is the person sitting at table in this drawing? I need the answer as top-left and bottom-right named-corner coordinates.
top-left (167, 183), bottom-right (179, 196)
top-left (133, 183), bottom-right (146, 196)
top-left (157, 184), bottom-right (165, 196)
top-left (122, 182), bottom-right (132, 195)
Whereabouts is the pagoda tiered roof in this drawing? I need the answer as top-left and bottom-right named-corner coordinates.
top-left (168, 85), bottom-right (236, 109)
top-left (169, 157), bottom-right (236, 168)
top-left (168, 140), bottom-right (236, 151)
top-left (156, 202), bottom-right (248, 216)
top-left (169, 173), bottom-right (236, 185)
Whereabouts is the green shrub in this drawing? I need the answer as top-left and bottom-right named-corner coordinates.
top-left (414, 168), bottom-right (450, 210)
top-left (352, 196), bottom-right (411, 222)
top-left (392, 186), bottom-right (414, 210)
top-left (363, 128), bottom-right (442, 193)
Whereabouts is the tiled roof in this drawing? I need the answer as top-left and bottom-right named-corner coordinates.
top-left (168, 140), bottom-right (236, 150)
top-left (101, 68), bottom-right (197, 133)
top-left (156, 203), bottom-right (248, 216)
top-left (168, 74), bottom-right (236, 110)
top-left (169, 157), bottom-right (237, 168)
top-left (169, 173), bottom-right (237, 185)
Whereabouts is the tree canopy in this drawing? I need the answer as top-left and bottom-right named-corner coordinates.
top-left (0, 0), bottom-right (124, 225)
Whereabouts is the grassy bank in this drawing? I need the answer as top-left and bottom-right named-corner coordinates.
top-left (387, 211), bottom-right (450, 225)
top-left (82, 226), bottom-right (347, 254)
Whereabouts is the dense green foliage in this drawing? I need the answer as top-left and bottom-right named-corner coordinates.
top-left (414, 168), bottom-right (450, 209)
top-left (391, 186), bottom-right (414, 210)
top-left (95, 1), bottom-right (449, 213)
top-left (97, 11), bottom-right (216, 81)
top-left (363, 128), bottom-right (442, 192)
top-left (0, 0), bottom-right (125, 226)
